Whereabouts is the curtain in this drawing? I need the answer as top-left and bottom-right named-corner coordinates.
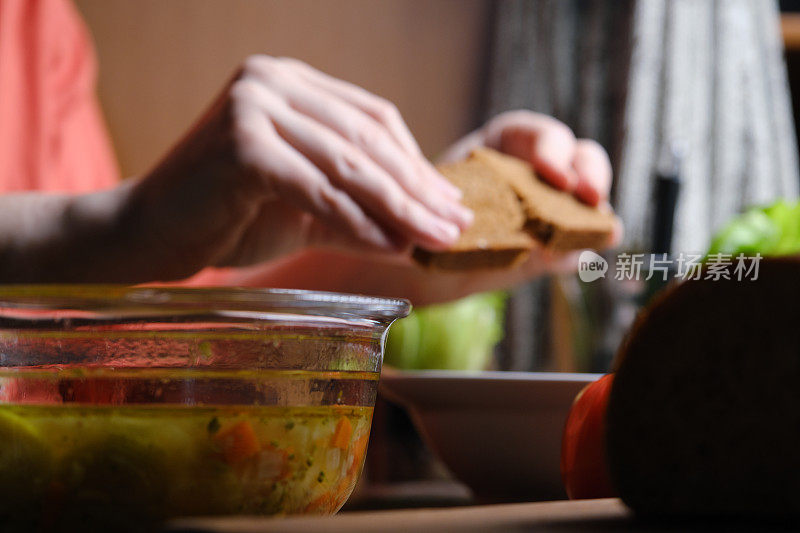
top-left (487, 0), bottom-right (799, 370)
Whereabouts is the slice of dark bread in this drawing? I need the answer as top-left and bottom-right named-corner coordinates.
top-left (470, 149), bottom-right (617, 251)
top-left (607, 257), bottom-right (800, 517)
top-left (413, 148), bottom-right (616, 270)
top-left (412, 149), bottom-right (534, 270)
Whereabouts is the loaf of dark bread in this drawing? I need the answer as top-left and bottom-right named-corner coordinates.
top-left (413, 148), bottom-right (617, 270)
top-left (607, 257), bottom-right (800, 517)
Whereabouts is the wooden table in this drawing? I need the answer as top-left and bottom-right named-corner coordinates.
top-left (169, 498), bottom-right (793, 532)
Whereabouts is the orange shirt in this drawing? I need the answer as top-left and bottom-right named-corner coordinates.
top-left (0, 0), bottom-right (249, 286)
top-left (0, 0), bottom-right (119, 192)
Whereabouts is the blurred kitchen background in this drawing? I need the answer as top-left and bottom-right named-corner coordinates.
top-left (75, 0), bottom-right (800, 506)
top-left (76, 0), bottom-right (800, 373)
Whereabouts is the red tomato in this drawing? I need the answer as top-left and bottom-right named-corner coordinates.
top-left (561, 373), bottom-right (617, 499)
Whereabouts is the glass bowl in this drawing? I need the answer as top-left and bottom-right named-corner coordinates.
top-left (0, 286), bottom-right (409, 531)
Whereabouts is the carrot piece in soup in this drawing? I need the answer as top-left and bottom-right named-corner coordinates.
top-left (305, 479), bottom-right (356, 515)
top-left (330, 417), bottom-right (353, 449)
top-left (347, 434), bottom-right (369, 476)
top-left (214, 420), bottom-right (261, 463)
top-left (304, 491), bottom-right (336, 514)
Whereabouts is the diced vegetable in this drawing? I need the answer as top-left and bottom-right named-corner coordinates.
top-left (0, 403), bottom-right (372, 528)
top-left (245, 446), bottom-right (289, 483)
top-left (304, 477), bottom-right (357, 514)
top-left (347, 434), bottom-right (369, 477)
top-left (304, 490), bottom-right (335, 514)
top-left (330, 417), bottom-right (352, 449)
top-left (214, 421), bottom-right (261, 464)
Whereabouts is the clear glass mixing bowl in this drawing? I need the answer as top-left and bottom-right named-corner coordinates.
top-left (0, 286), bottom-right (409, 532)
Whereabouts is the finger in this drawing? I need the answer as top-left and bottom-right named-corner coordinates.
top-left (482, 110), bottom-right (579, 191)
top-left (231, 92), bottom-right (398, 252)
top-left (572, 139), bottom-right (612, 207)
top-left (606, 212), bottom-right (624, 248)
top-left (499, 122), bottom-right (578, 191)
top-left (305, 217), bottom-right (413, 256)
top-left (276, 57), bottom-right (422, 156)
top-left (272, 112), bottom-right (461, 251)
top-left (238, 80), bottom-right (462, 251)
top-left (248, 66), bottom-right (472, 229)
top-left (274, 57), bottom-right (463, 200)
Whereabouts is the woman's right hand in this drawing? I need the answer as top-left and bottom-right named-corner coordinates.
top-left (113, 55), bottom-right (472, 281)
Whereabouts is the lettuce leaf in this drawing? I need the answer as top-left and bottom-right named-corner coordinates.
top-left (707, 199), bottom-right (800, 257)
top-left (384, 292), bottom-right (507, 370)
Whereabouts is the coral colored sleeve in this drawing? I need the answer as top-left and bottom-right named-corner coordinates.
top-left (0, 0), bottom-right (119, 193)
top-left (0, 0), bottom-right (269, 287)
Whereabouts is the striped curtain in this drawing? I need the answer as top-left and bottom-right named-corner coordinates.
top-left (487, 0), bottom-right (799, 370)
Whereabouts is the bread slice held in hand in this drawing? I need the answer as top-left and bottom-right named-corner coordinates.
top-left (412, 148), bottom-right (616, 270)
top-left (412, 150), bottom-right (535, 270)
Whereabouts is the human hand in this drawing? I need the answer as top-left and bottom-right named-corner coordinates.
top-left (120, 56), bottom-right (472, 281)
top-left (440, 110), bottom-right (613, 208)
top-left (205, 111), bottom-right (621, 304)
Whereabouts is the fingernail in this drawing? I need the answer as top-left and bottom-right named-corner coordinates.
top-left (431, 218), bottom-right (460, 244)
top-left (565, 169), bottom-right (579, 190)
top-left (546, 164), bottom-right (577, 190)
top-left (448, 202), bottom-right (474, 228)
top-left (574, 181), bottom-right (600, 206)
top-left (436, 177), bottom-right (463, 199)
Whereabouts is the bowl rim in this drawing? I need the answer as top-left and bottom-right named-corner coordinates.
top-left (382, 370), bottom-right (604, 382)
top-left (0, 285), bottom-right (411, 323)
top-left (380, 370), bottom-right (604, 410)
